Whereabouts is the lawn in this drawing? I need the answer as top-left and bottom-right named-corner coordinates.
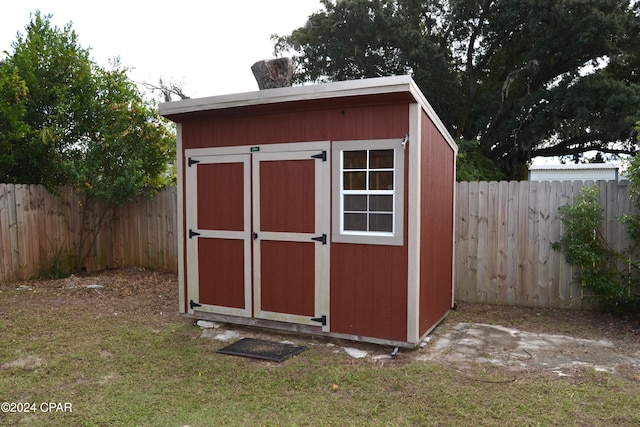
top-left (1, 269), bottom-right (638, 426)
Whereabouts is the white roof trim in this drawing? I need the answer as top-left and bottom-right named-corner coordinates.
top-left (159, 75), bottom-right (458, 152)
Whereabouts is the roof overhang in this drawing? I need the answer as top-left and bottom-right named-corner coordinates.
top-left (159, 75), bottom-right (457, 152)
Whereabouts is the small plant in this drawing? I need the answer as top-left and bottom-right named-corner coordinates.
top-left (41, 239), bottom-right (74, 279)
top-left (552, 185), bottom-right (639, 313)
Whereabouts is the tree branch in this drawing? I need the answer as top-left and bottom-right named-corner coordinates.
top-left (141, 79), bottom-right (190, 102)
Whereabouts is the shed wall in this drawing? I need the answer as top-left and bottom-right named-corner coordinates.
top-left (419, 112), bottom-right (455, 336)
top-left (180, 103), bottom-right (411, 341)
top-left (180, 103), bottom-right (409, 149)
top-left (330, 143), bottom-right (410, 342)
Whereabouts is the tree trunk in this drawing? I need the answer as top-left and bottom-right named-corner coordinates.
top-left (251, 58), bottom-right (295, 90)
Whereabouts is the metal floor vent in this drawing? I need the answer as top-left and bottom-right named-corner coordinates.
top-left (216, 338), bottom-right (307, 362)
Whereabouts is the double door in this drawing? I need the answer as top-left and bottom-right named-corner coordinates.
top-left (185, 142), bottom-right (330, 330)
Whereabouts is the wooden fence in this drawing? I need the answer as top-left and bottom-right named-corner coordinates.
top-left (0, 184), bottom-right (177, 281)
top-left (456, 180), bottom-right (634, 309)
top-left (0, 181), bottom-right (634, 309)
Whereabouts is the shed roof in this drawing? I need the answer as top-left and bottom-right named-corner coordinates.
top-left (159, 75), bottom-right (457, 152)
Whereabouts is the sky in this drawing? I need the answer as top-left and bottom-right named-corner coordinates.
top-left (0, 0), bottom-right (324, 99)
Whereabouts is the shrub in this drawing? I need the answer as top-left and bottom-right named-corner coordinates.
top-left (552, 185), bottom-right (639, 313)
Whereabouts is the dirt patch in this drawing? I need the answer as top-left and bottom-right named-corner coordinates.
top-left (0, 268), bottom-right (183, 324)
top-left (1, 355), bottom-right (44, 370)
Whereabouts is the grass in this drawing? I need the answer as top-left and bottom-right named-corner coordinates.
top-left (1, 270), bottom-right (639, 426)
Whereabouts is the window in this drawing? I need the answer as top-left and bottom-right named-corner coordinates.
top-left (332, 139), bottom-right (404, 245)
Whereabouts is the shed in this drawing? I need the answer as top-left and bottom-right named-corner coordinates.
top-left (529, 163), bottom-right (619, 181)
top-left (159, 75), bottom-right (457, 348)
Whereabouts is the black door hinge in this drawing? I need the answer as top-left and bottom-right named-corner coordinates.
top-left (253, 232), bottom-right (258, 240)
top-left (311, 315), bottom-right (327, 326)
top-left (188, 158), bottom-right (200, 167)
top-left (190, 300), bottom-right (202, 309)
top-left (311, 234), bottom-right (327, 245)
top-left (189, 229), bottom-right (201, 239)
top-left (311, 151), bottom-right (327, 161)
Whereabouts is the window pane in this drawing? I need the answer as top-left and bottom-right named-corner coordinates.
top-left (343, 171), bottom-right (366, 190)
top-left (369, 195), bottom-right (393, 212)
top-left (343, 151), bottom-right (367, 169)
top-left (369, 149), bottom-right (394, 169)
top-left (344, 195), bottom-right (367, 211)
top-left (344, 213), bottom-right (367, 231)
top-left (369, 171), bottom-right (393, 190)
top-left (369, 213), bottom-right (393, 232)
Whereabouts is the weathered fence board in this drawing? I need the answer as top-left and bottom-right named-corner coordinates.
top-left (0, 181), bottom-right (634, 310)
top-left (0, 185), bottom-right (178, 281)
top-left (456, 179), bottom-right (636, 309)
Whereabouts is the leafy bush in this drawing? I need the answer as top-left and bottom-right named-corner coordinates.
top-left (456, 139), bottom-right (506, 182)
top-left (552, 186), bottom-right (639, 313)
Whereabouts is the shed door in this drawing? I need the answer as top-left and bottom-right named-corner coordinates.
top-left (185, 154), bottom-right (252, 317)
top-left (252, 148), bottom-right (330, 330)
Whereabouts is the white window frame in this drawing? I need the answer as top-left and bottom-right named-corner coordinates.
top-left (332, 138), bottom-right (405, 246)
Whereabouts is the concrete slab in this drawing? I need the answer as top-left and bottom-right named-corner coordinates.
top-left (417, 323), bottom-right (639, 375)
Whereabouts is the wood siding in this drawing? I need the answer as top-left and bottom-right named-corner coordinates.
top-left (198, 238), bottom-right (245, 309)
top-left (180, 104), bottom-right (409, 149)
top-left (419, 113), bottom-right (455, 336)
top-left (259, 159), bottom-right (315, 233)
top-left (260, 240), bottom-right (315, 316)
top-left (197, 163), bottom-right (245, 231)
top-left (330, 243), bottom-right (408, 341)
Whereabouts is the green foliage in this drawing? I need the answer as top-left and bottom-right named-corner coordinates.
top-left (67, 63), bottom-right (176, 205)
top-left (552, 186), bottom-right (639, 312)
top-left (276, 0), bottom-right (640, 179)
top-left (0, 65), bottom-right (30, 178)
top-left (1, 12), bottom-right (175, 198)
top-left (0, 12), bottom-right (176, 271)
top-left (1, 11), bottom-right (96, 186)
top-left (40, 239), bottom-right (74, 279)
top-left (455, 139), bottom-right (506, 181)
top-left (620, 127), bottom-right (640, 243)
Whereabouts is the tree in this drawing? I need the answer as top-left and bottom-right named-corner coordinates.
top-left (0, 12), bottom-right (175, 271)
top-left (275, 0), bottom-right (640, 179)
top-left (455, 139), bottom-right (505, 181)
top-left (0, 63), bottom-right (29, 179)
top-left (0, 12), bottom-right (96, 186)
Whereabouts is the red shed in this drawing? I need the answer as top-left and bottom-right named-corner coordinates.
top-left (160, 76), bottom-right (457, 348)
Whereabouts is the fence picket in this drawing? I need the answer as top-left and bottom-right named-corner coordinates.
top-left (455, 181), bottom-right (469, 302)
top-left (1, 181), bottom-right (636, 310)
top-left (505, 181), bottom-right (519, 305)
top-left (537, 181), bottom-right (552, 308)
top-left (496, 181), bottom-right (509, 305)
top-left (467, 181), bottom-right (479, 303)
top-left (476, 181), bottom-right (489, 303)
top-left (548, 181), bottom-right (562, 307)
